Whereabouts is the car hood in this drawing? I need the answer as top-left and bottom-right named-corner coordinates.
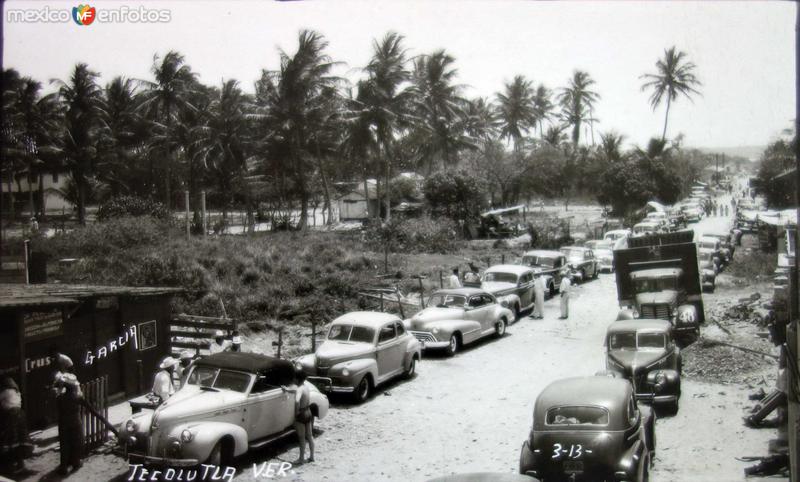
top-left (154, 385), bottom-right (247, 425)
top-left (567, 256), bottom-right (583, 265)
top-left (636, 291), bottom-right (678, 305)
top-left (315, 341), bottom-right (374, 365)
top-left (609, 350), bottom-right (666, 372)
top-left (481, 281), bottom-right (516, 295)
top-left (411, 307), bottom-right (465, 327)
top-left (529, 266), bottom-right (554, 274)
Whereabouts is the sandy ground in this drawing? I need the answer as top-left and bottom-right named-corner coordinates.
top-left (14, 194), bottom-right (786, 482)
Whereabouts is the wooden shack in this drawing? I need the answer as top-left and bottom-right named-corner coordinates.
top-left (0, 284), bottom-right (182, 429)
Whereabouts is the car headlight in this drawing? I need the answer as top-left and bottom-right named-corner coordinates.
top-left (125, 420), bottom-right (137, 433)
top-left (432, 327), bottom-right (439, 335)
top-left (342, 368), bottom-right (350, 377)
top-left (500, 300), bottom-right (509, 307)
top-left (180, 429), bottom-right (194, 444)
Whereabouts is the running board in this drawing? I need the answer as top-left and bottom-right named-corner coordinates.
top-left (249, 428), bottom-right (295, 449)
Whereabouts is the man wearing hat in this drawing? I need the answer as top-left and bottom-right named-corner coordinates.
top-left (175, 351), bottom-right (195, 388)
top-left (54, 373), bottom-right (83, 474)
top-left (209, 330), bottom-right (231, 354)
top-left (231, 335), bottom-right (243, 353)
top-left (153, 357), bottom-right (177, 402)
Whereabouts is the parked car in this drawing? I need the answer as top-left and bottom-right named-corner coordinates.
top-left (521, 250), bottom-right (569, 297)
top-left (120, 353), bottom-right (329, 466)
top-left (698, 249), bottom-right (718, 293)
top-left (559, 246), bottom-right (598, 282)
top-left (296, 312), bottom-right (421, 403)
top-left (603, 229), bottom-right (631, 250)
top-left (632, 221), bottom-right (660, 237)
top-left (407, 288), bottom-right (514, 356)
top-left (697, 236), bottom-right (724, 268)
top-left (703, 231), bottom-right (734, 262)
top-left (594, 242), bottom-right (615, 273)
top-left (481, 264), bottom-right (536, 320)
top-left (519, 376), bottom-right (655, 482)
top-left (644, 212), bottom-right (668, 230)
top-left (602, 319), bottom-right (682, 413)
top-left (682, 204), bottom-right (703, 223)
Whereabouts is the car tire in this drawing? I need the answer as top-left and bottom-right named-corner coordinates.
top-left (549, 283), bottom-right (556, 298)
top-left (353, 375), bottom-right (371, 403)
top-left (403, 357), bottom-right (416, 379)
top-left (445, 334), bottom-right (460, 356)
top-left (206, 439), bottom-right (232, 466)
top-left (495, 319), bottom-right (507, 337)
top-left (592, 265), bottom-right (598, 279)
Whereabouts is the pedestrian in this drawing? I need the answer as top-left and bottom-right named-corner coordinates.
top-left (559, 276), bottom-right (572, 320)
top-left (54, 373), bottom-right (83, 475)
top-left (0, 376), bottom-right (32, 475)
top-left (284, 369), bottom-right (315, 465)
top-left (448, 268), bottom-right (462, 289)
top-left (152, 357), bottom-right (177, 403)
top-left (713, 202), bottom-right (718, 217)
top-left (209, 330), bottom-right (231, 354)
top-left (29, 217), bottom-right (38, 236)
top-left (175, 351), bottom-right (194, 388)
top-left (231, 335), bottom-right (243, 353)
top-left (531, 275), bottom-right (546, 319)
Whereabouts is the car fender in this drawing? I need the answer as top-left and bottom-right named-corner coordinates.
top-left (295, 354), bottom-right (316, 374)
top-left (331, 358), bottom-right (378, 386)
top-left (171, 421), bottom-right (249, 460)
top-left (491, 306), bottom-right (515, 324)
top-left (422, 319), bottom-right (482, 340)
top-left (646, 369), bottom-right (680, 394)
top-left (616, 438), bottom-right (646, 480)
top-left (497, 293), bottom-right (521, 311)
top-left (595, 369), bottom-right (624, 379)
top-left (403, 338), bottom-right (422, 367)
top-left (307, 384), bottom-right (329, 420)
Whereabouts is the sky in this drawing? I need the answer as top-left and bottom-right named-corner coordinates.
top-left (2, 0), bottom-right (796, 151)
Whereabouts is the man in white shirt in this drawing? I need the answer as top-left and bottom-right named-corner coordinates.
top-left (209, 330), bottom-right (231, 354)
top-left (532, 275), bottom-right (547, 319)
top-left (153, 357), bottom-right (177, 402)
top-left (448, 268), bottom-right (461, 289)
top-left (559, 276), bottom-right (572, 319)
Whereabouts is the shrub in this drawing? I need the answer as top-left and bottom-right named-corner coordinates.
top-left (364, 216), bottom-right (460, 254)
top-left (97, 195), bottom-right (170, 221)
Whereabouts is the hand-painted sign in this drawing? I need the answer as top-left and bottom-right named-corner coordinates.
top-left (23, 310), bottom-right (63, 341)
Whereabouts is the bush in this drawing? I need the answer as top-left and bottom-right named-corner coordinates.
top-left (36, 216), bottom-right (174, 258)
top-left (725, 249), bottom-right (777, 281)
top-left (97, 195), bottom-right (170, 221)
top-left (364, 216), bottom-right (460, 254)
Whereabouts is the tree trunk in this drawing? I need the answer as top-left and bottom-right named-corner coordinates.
top-left (314, 142), bottom-right (334, 226)
top-left (362, 155), bottom-right (372, 219)
top-left (661, 96), bottom-right (672, 142)
top-left (383, 140), bottom-right (391, 222)
top-left (572, 120), bottom-right (581, 147)
top-left (77, 175), bottom-right (86, 225)
top-left (38, 173), bottom-right (46, 221)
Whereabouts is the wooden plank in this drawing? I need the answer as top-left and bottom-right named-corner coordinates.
top-left (169, 330), bottom-right (218, 340)
top-left (169, 321), bottom-right (233, 331)
top-left (172, 340), bottom-right (211, 350)
top-left (175, 313), bottom-right (235, 324)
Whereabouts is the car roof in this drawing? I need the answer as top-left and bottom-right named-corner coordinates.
top-left (535, 377), bottom-right (631, 416)
top-left (331, 311), bottom-right (401, 328)
top-left (560, 246), bottom-right (588, 251)
top-left (523, 250), bottom-right (563, 257)
top-left (605, 229), bottom-right (630, 235)
top-left (433, 287), bottom-right (489, 296)
top-left (698, 236), bottom-right (720, 243)
top-left (606, 319), bottom-right (672, 334)
top-left (630, 267), bottom-right (682, 278)
top-left (485, 264), bottom-right (532, 275)
top-left (195, 352), bottom-right (295, 379)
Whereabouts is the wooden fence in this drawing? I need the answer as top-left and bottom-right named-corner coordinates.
top-left (79, 376), bottom-right (109, 452)
top-left (169, 314), bottom-right (236, 356)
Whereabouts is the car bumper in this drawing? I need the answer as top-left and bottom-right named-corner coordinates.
top-left (635, 392), bottom-right (678, 405)
top-left (307, 376), bottom-right (355, 394)
top-left (127, 453), bottom-right (199, 467)
top-left (409, 331), bottom-right (450, 350)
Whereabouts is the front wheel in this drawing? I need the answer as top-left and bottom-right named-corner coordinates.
top-left (353, 376), bottom-right (371, 403)
top-left (206, 440), bottom-right (231, 466)
top-left (403, 357), bottom-right (416, 379)
top-left (513, 303), bottom-right (521, 321)
top-left (445, 334), bottom-right (460, 356)
top-left (495, 319), bottom-right (507, 337)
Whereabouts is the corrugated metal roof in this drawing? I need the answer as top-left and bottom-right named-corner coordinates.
top-left (0, 284), bottom-right (183, 309)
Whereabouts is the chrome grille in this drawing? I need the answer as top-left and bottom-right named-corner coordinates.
top-left (316, 365), bottom-right (330, 377)
top-left (410, 331), bottom-right (436, 343)
top-left (640, 304), bottom-right (670, 320)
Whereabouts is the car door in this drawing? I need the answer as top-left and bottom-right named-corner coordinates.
top-left (376, 323), bottom-right (403, 382)
top-left (586, 250), bottom-right (596, 276)
top-left (518, 272), bottom-right (534, 307)
top-left (245, 376), bottom-right (294, 439)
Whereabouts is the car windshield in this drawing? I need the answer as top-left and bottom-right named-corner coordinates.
top-left (699, 241), bottom-right (717, 250)
top-left (560, 248), bottom-right (583, 258)
top-left (327, 324), bottom-right (375, 344)
top-left (546, 406), bottom-right (609, 426)
top-left (595, 249), bottom-right (612, 258)
top-left (609, 332), bottom-right (636, 350)
top-left (638, 332), bottom-right (666, 349)
top-left (428, 294), bottom-right (467, 308)
top-left (523, 255), bottom-right (556, 268)
top-left (483, 272), bottom-right (518, 283)
top-left (186, 367), bottom-right (252, 393)
top-left (633, 277), bottom-right (677, 293)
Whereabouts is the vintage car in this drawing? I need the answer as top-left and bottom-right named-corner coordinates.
top-left (519, 376), bottom-right (655, 482)
top-left (408, 288), bottom-right (514, 356)
top-left (602, 319), bottom-right (682, 413)
top-left (643, 212), bottom-right (669, 230)
top-left (603, 229), bottom-right (630, 244)
top-left (703, 231), bottom-right (734, 262)
top-left (481, 264), bottom-right (536, 319)
top-left (632, 221), bottom-right (660, 237)
top-left (559, 246), bottom-right (598, 282)
top-left (697, 236), bottom-right (725, 267)
top-left (594, 243), bottom-right (615, 273)
top-left (698, 249), bottom-right (718, 293)
top-left (121, 353), bottom-right (329, 466)
top-left (296, 312), bottom-right (421, 403)
top-left (428, 474), bottom-right (537, 482)
top-left (522, 250), bottom-right (569, 297)
top-left (681, 204), bottom-right (703, 223)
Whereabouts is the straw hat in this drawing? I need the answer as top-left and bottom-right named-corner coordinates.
top-left (232, 336), bottom-right (242, 345)
top-left (214, 330), bottom-right (225, 338)
top-left (179, 350), bottom-right (193, 361)
top-left (56, 354), bottom-right (73, 370)
top-left (159, 356), bottom-right (178, 370)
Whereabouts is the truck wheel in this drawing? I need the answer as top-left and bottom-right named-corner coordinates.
top-left (446, 334), bottom-right (460, 356)
top-left (206, 439), bottom-right (232, 466)
top-left (353, 375), bottom-right (371, 403)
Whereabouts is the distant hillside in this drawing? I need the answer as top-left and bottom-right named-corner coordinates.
top-left (691, 145), bottom-right (765, 161)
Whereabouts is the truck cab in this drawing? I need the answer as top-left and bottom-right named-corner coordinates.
top-left (628, 268), bottom-right (699, 340)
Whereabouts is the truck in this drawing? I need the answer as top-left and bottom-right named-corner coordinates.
top-left (613, 230), bottom-right (703, 345)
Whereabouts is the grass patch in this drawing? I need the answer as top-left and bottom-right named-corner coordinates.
top-left (724, 248), bottom-right (777, 281)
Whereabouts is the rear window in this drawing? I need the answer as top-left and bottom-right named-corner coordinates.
top-left (546, 406), bottom-right (609, 426)
top-left (483, 272), bottom-right (518, 283)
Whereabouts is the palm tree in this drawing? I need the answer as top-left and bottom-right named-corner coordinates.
top-left (495, 75), bottom-right (536, 151)
top-left (409, 49), bottom-right (470, 172)
top-left (532, 84), bottom-right (555, 139)
top-left (557, 70), bottom-right (599, 147)
top-left (97, 76), bottom-right (145, 197)
top-left (52, 63), bottom-right (103, 225)
top-left (463, 97), bottom-right (498, 141)
top-left (640, 47), bottom-right (702, 142)
top-left (598, 131), bottom-right (626, 163)
top-left (139, 51), bottom-right (198, 209)
top-left (362, 32), bottom-right (413, 221)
